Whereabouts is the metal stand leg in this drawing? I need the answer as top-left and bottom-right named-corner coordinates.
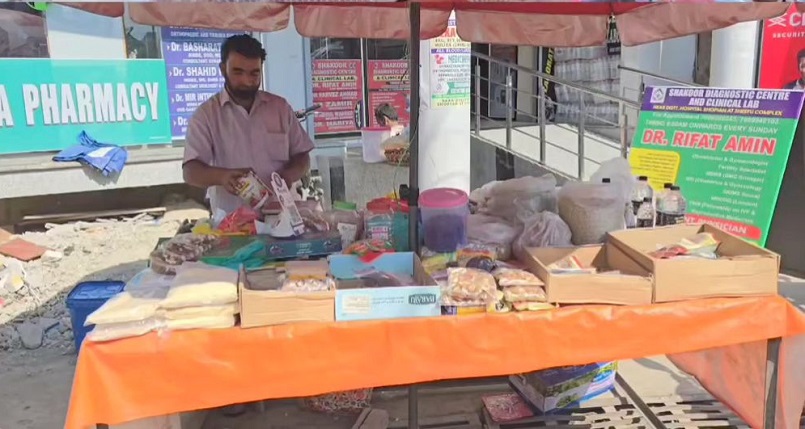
top-left (614, 373), bottom-right (667, 429)
top-left (408, 385), bottom-right (419, 429)
top-left (764, 337), bottom-right (782, 429)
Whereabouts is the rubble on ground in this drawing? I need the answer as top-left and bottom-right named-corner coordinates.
top-left (0, 202), bottom-right (206, 352)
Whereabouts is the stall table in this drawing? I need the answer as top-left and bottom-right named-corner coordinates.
top-left (66, 295), bottom-right (805, 429)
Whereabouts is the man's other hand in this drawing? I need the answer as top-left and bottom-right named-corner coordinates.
top-left (218, 168), bottom-right (251, 195)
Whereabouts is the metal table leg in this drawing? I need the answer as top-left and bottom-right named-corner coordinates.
top-left (764, 337), bottom-right (782, 429)
top-left (408, 385), bottom-right (419, 429)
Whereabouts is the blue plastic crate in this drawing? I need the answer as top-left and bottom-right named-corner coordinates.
top-left (65, 281), bottom-right (125, 352)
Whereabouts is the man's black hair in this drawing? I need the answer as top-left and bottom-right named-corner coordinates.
top-left (221, 34), bottom-right (266, 64)
top-left (798, 49), bottom-right (805, 63)
top-left (374, 103), bottom-right (398, 126)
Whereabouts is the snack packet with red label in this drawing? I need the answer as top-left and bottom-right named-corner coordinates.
top-left (217, 206), bottom-right (259, 235)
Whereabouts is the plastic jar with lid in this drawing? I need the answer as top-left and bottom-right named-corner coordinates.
top-left (419, 188), bottom-right (469, 253)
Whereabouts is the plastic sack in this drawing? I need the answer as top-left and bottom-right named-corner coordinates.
top-left (494, 268), bottom-right (544, 287)
top-left (473, 175), bottom-right (558, 222)
top-left (86, 318), bottom-right (161, 342)
top-left (160, 263), bottom-right (238, 310)
top-left (164, 315), bottom-right (236, 331)
top-left (467, 214), bottom-right (521, 260)
top-left (85, 286), bottom-right (168, 326)
top-left (558, 182), bottom-right (625, 245)
top-left (303, 388), bottom-right (373, 415)
top-left (589, 157), bottom-right (636, 204)
top-left (161, 303), bottom-right (239, 320)
top-left (512, 212), bottom-right (573, 262)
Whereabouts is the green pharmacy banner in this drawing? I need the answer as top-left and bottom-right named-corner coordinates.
top-left (0, 59), bottom-right (171, 154)
top-left (630, 86), bottom-right (805, 245)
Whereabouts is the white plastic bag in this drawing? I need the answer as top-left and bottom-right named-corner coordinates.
top-left (589, 157), bottom-right (636, 204)
top-left (477, 174), bottom-right (558, 222)
top-left (558, 182), bottom-right (625, 245)
top-left (513, 212), bottom-right (572, 262)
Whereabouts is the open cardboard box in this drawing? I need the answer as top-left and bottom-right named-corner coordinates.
top-left (238, 261), bottom-right (335, 328)
top-left (608, 224), bottom-right (779, 302)
top-left (522, 244), bottom-right (653, 306)
top-left (330, 252), bottom-right (441, 322)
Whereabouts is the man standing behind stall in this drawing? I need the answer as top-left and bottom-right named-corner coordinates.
top-left (183, 34), bottom-right (314, 214)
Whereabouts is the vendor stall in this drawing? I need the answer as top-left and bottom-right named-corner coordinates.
top-left (58, 2), bottom-right (805, 429)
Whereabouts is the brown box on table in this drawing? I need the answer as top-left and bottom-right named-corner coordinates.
top-left (238, 265), bottom-right (335, 328)
top-left (607, 224), bottom-right (779, 303)
top-left (522, 244), bottom-right (653, 306)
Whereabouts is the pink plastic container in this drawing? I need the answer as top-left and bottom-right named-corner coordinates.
top-left (419, 188), bottom-right (469, 252)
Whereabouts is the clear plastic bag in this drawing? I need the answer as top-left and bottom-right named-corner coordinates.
top-left (303, 388), bottom-right (373, 415)
top-left (164, 315), bottom-right (236, 331)
top-left (502, 286), bottom-right (548, 303)
top-left (512, 212), bottom-right (573, 262)
top-left (474, 175), bottom-right (558, 222)
top-left (442, 267), bottom-right (498, 306)
top-left (86, 318), bottom-right (161, 342)
top-left (85, 286), bottom-right (168, 326)
top-left (493, 268), bottom-right (544, 287)
top-left (466, 214), bottom-right (521, 260)
top-left (160, 263), bottom-right (238, 309)
top-left (161, 303), bottom-right (239, 320)
top-left (558, 182), bottom-right (625, 245)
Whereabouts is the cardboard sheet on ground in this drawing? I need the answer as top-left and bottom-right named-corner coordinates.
top-left (65, 296), bottom-right (805, 429)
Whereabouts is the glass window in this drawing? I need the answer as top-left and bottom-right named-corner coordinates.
top-left (122, 14), bottom-right (161, 59)
top-left (0, 3), bottom-right (48, 58)
top-left (366, 40), bottom-right (409, 128)
top-left (310, 37), bottom-right (363, 135)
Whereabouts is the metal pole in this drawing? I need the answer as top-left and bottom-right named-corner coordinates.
top-left (505, 70), bottom-right (513, 150)
top-left (537, 75), bottom-right (547, 163)
top-left (621, 111), bottom-right (629, 158)
top-left (764, 337), bottom-right (782, 429)
top-left (577, 92), bottom-right (586, 180)
top-left (474, 62), bottom-right (481, 135)
top-left (407, 6), bottom-right (421, 426)
top-left (538, 47), bottom-right (546, 163)
top-left (407, 2), bottom-right (420, 256)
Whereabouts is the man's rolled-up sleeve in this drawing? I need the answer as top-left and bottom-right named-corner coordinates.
top-left (184, 107), bottom-right (215, 165)
top-left (286, 104), bottom-right (315, 157)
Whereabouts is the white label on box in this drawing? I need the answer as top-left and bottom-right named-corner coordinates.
top-left (341, 294), bottom-right (372, 314)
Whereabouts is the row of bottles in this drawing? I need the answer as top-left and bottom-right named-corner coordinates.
top-left (602, 176), bottom-right (687, 229)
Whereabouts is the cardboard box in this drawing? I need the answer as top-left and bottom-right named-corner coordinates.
top-left (239, 266), bottom-right (335, 328)
top-left (523, 244), bottom-right (653, 305)
top-left (512, 362), bottom-right (617, 413)
top-left (330, 252), bottom-right (441, 322)
top-left (608, 224), bottom-right (779, 302)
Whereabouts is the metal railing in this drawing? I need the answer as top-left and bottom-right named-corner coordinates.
top-left (470, 52), bottom-right (698, 180)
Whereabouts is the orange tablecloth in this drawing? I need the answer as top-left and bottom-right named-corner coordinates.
top-left (65, 296), bottom-right (805, 429)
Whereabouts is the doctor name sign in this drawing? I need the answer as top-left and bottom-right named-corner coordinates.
top-left (0, 59), bottom-right (172, 155)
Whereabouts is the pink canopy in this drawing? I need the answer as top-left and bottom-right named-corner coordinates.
top-left (63, 1), bottom-right (796, 47)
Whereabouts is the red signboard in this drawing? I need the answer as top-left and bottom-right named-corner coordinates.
top-left (759, 5), bottom-right (805, 89)
top-left (312, 59), bottom-right (363, 134)
top-left (367, 59), bottom-right (409, 127)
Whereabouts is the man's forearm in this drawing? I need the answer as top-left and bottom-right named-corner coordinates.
top-left (280, 152), bottom-right (311, 184)
top-left (183, 160), bottom-right (224, 188)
